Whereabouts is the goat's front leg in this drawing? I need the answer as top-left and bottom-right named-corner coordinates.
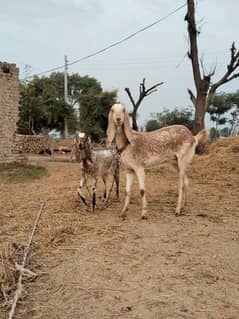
top-left (91, 178), bottom-right (98, 212)
top-left (77, 174), bottom-right (88, 206)
top-left (120, 169), bottom-right (135, 219)
top-left (135, 168), bottom-right (147, 219)
top-left (69, 146), bottom-right (74, 163)
top-left (114, 163), bottom-right (120, 200)
top-left (175, 169), bottom-right (185, 216)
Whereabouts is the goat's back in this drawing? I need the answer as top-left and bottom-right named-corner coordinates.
top-left (89, 149), bottom-right (118, 176)
top-left (122, 125), bottom-right (195, 167)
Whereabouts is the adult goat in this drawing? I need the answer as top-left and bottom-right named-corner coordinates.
top-left (107, 103), bottom-right (209, 219)
top-left (76, 132), bottom-right (120, 212)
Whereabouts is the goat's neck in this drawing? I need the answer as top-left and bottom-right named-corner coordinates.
top-left (115, 125), bottom-right (129, 149)
top-left (81, 145), bottom-right (92, 165)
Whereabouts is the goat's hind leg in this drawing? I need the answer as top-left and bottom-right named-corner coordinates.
top-left (91, 178), bottom-right (98, 212)
top-left (182, 174), bottom-right (189, 208)
top-left (175, 156), bottom-right (189, 216)
top-left (120, 169), bottom-right (135, 219)
top-left (135, 168), bottom-right (147, 219)
top-left (102, 175), bottom-right (112, 204)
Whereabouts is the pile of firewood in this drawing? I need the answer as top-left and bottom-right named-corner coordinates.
top-left (17, 135), bottom-right (55, 154)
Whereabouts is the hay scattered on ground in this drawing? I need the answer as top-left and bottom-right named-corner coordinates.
top-left (0, 242), bottom-right (23, 305)
top-left (209, 136), bottom-right (239, 154)
top-left (1, 136), bottom-right (239, 318)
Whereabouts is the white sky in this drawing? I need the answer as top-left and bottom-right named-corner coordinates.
top-left (1, 0), bottom-right (239, 127)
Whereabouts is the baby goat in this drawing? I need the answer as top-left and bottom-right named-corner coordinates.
top-left (76, 132), bottom-right (120, 212)
top-left (107, 103), bottom-right (209, 219)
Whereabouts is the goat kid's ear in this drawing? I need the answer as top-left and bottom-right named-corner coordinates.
top-left (106, 109), bottom-right (116, 146)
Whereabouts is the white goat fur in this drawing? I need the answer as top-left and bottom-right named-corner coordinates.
top-left (107, 103), bottom-right (209, 219)
top-left (76, 132), bottom-right (119, 211)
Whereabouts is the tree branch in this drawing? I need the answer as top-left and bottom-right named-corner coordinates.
top-left (125, 78), bottom-right (163, 130)
top-left (125, 88), bottom-right (136, 108)
top-left (187, 88), bottom-right (197, 107)
top-left (210, 42), bottom-right (239, 96)
top-left (145, 82), bottom-right (164, 96)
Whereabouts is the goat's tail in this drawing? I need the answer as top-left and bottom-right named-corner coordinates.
top-left (194, 129), bottom-right (210, 146)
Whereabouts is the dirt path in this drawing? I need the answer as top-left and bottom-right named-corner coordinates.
top-left (1, 141), bottom-right (239, 319)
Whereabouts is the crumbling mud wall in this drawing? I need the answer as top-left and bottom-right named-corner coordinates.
top-left (0, 62), bottom-right (25, 163)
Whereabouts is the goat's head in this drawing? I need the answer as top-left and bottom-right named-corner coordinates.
top-left (75, 132), bottom-right (91, 160)
top-left (109, 104), bottom-right (126, 126)
top-left (107, 104), bottom-right (133, 146)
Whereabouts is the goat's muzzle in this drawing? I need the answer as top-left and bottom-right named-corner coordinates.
top-left (79, 143), bottom-right (84, 150)
top-left (116, 118), bottom-right (122, 125)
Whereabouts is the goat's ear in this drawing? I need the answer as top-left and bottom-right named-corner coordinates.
top-left (123, 110), bottom-right (134, 143)
top-left (106, 109), bottom-right (116, 147)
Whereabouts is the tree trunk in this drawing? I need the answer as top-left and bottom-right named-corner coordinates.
top-left (193, 95), bottom-right (206, 134)
top-left (230, 112), bottom-right (238, 136)
top-left (215, 115), bottom-right (219, 137)
top-left (131, 111), bottom-right (138, 131)
top-left (186, 0), bottom-right (239, 143)
top-left (63, 118), bottom-right (68, 139)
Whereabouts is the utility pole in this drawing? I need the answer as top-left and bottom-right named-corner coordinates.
top-left (64, 55), bottom-right (69, 138)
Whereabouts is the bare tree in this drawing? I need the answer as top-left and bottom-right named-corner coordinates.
top-left (185, 0), bottom-right (239, 134)
top-left (229, 110), bottom-right (239, 136)
top-left (125, 78), bottom-right (163, 131)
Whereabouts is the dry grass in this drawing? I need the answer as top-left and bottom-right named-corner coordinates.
top-left (0, 162), bottom-right (47, 183)
top-left (0, 242), bottom-right (24, 305)
top-left (209, 136), bottom-right (239, 155)
top-left (0, 137), bottom-right (239, 318)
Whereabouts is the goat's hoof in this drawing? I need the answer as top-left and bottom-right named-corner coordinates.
top-left (91, 206), bottom-right (96, 213)
top-left (141, 214), bottom-right (148, 220)
top-left (175, 210), bottom-right (181, 217)
top-left (120, 212), bottom-right (127, 220)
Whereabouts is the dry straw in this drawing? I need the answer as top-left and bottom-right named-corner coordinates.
top-left (8, 201), bottom-right (45, 319)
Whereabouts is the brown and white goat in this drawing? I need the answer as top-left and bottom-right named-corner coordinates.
top-left (107, 103), bottom-right (209, 219)
top-left (76, 132), bottom-right (120, 211)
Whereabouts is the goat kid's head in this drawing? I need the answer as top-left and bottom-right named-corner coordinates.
top-left (75, 132), bottom-right (91, 160)
top-left (107, 104), bottom-right (133, 146)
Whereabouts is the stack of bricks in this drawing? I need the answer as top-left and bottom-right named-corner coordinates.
top-left (0, 62), bottom-right (25, 163)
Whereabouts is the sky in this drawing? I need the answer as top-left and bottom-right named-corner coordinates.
top-left (1, 0), bottom-right (239, 127)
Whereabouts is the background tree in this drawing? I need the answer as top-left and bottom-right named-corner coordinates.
top-left (220, 127), bottom-right (230, 138)
top-left (125, 78), bottom-right (163, 131)
top-left (145, 107), bottom-right (194, 132)
top-left (185, 0), bottom-right (239, 134)
top-left (79, 90), bottom-right (117, 142)
top-left (18, 81), bottom-right (47, 133)
top-left (50, 72), bottom-right (102, 108)
top-left (145, 119), bottom-right (161, 132)
top-left (207, 93), bottom-right (232, 137)
top-left (227, 90), bottom-right (239, 135)
top-left (18, 73), bottom-right (105, 136)
top-left (19, 76), bottom-right (75, 135)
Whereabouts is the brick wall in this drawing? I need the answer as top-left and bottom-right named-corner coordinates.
top-left (0, 62), bottom-right (25, 163)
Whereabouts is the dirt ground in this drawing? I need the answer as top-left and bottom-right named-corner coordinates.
top-left (1, 138), bottom-right (239, 319)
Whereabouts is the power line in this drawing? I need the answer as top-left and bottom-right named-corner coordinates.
top-left (23, 3), bottom-right (186, 80)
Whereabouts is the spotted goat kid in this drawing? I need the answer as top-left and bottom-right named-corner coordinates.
top-left (76, 132), bottom-right (120, 211)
